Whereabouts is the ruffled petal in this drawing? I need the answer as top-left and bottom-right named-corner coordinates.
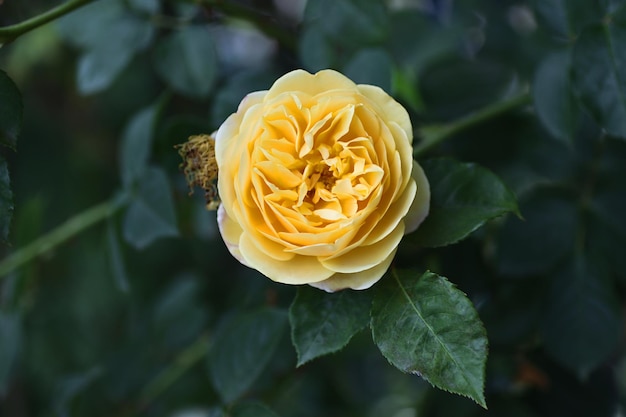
top-left (357, 84), bottom-right (412, 142)
top-left (239, 233), bottom-right (334, 284)
top-left (363, 179), bottom-right (416, 245)
top-left (320, 222), bottom-right (404, 272)
top-left (309, 249), bottom-right (395, 292)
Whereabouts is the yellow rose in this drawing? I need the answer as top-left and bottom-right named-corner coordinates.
top-left (215, 69), bottom-right (430, 292)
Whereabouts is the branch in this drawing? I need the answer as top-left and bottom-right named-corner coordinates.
top-left (414, 92), bottom-right (532, 157)
top-left (137, 333), bottom-right (211, 410)
top-left (0, 0), bottom-right (96, 44)
top-left (0, 195), bottom-right (127, 279)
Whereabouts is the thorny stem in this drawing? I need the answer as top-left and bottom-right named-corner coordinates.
top-left (0, 195), bottom-right (127, 279)
top-left (414, 92), bottom-right (533, 157)
top-left (0, 0), bottom-right (96, 44)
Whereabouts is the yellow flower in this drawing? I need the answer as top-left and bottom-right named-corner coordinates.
top-left (215, 69), bottom-right (430, 292)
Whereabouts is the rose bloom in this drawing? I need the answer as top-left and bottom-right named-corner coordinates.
top-left (215, 69), bottom-right (430, 292)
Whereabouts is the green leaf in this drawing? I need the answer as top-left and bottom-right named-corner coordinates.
top-left (0, 157), bottom-right (13, 243)
top-left (303, 0), bottom-right (388, 49)
top-left (122, 167), bottom-right (179, 249)
top-left (532, 0), bottom-right (602, 38)
top-left (57, 0), bottom-right (154, 94)
top-left (289, 287), bottom-right (372, 366)
top-left (208, 309), bottom-right (287, 403)
top-left (77, 45), bottom-right (135, 95)
top-left (128, 0), bottom-right (160, 14)
top-left (210, 69), bottom-right (276, 127)
top-left (57, 0), bottom-right (126, 49)
top-left (0, 70), bottom-right (22, 149)
top-left (0, 311), bottom-right (21, 396)
top-left (106, 220), bottom-right (130, 293)
top-left (120, 105), bottom-right (156, 188)
top-left (540, 257), bottom-right (623, 378)
top-left (343, 48), bottom-right (393, 93)
top-left (533, 50), bottom-right (579, 144)
top-left (231, 402), bottom-right (281, 417)
top-left (154, 26), bottom-right (217, 98)
top-left (495, 190), bottom-right (578, 277)
top-left (387, 10), bottom-right (458, 73)
top-left (572, 21), bottom-right (626, 139)
top-left (588, 170), bottom-right (626, 283)
top-left (53, 367), bottom-right (103, 417)
top-left (170, 409), bottom-right (225, 417)
top-left (153, 275), bottom-right (207, 348)
top-left (298, 27), bottom-right (335, 73)
top-left (410, 158), bottom-right (519, 248)
top-left (419, 59), bottom-right (516, 121)
top-left (371, 270), bottom-right (488, 408)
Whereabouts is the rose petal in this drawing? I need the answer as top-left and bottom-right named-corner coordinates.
top-left (363, 178), bottom-right (416, 245)
top-left (404, 160), bottom-right (431, 234)
top-left (265, 69), bottom-right (358, 101)
top-left (309, 249), bottom-right (396, 292)
top-left (239, 233), bottom-right (334, 284)
top-left (217, 204), bottom-right (248, 266)
top-left (321, 222), bottom-right (405, 272)
top-left (357, 84), bottom-right (412, 142)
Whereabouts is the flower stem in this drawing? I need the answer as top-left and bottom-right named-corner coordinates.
top-left (0, 195), bottom-right (127, 279)
top-left (0, 0), bottom-right (95, 44)
top-left (137, 333), bottom-right (211, 410)
top-left (413, 92), bottom-right (532, 157)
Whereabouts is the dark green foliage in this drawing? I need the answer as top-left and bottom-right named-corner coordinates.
top-left (208, 309), bottom-right (287, 404)
top-left (572, 21), bottom-right (626, 138)
top-left (540, 257), bottom-right (622, 377)
top-left (0, 157), bottom-right (12, 243)
top-left (154, 26), bottom-right (218, 98)
top-left (122, 167), bottom-right (179, 249)
top-left (231, 402), bottom-right (281, 417)
top-left (0, 311), bottom-right (20, 396)
top-left (0, 0), bottom-right (625, 416)
top-left (289, 286), bottom-right (371, 366)
top-left (371, 270), bottom-right (488, 408)
top-left (533, 50), bottom-right (579, 143)
top-left (0, 70), bottom-right (21, 149)
top-left (57, 0), bottom-right (155, 94)
top-left (410, 159), bottom-right (519, 248)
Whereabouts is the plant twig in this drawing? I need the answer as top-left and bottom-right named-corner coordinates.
top-left (138, 333), bottom-right (211, 410)
top-left (0, 0), bottom-right (95, 44)
top-left (414, 92), bottom-right (532, 157)
top-left (0, 195), bottom-right (127, 279)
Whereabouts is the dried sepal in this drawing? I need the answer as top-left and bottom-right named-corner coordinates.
top-left (177, 134), bottom-right (220, 210)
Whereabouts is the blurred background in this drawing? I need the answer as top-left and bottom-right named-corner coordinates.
top-left (0, 0), bottom-right (625, 416)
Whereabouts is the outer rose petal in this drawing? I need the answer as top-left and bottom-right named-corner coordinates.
top-left (217, 204), bottom-right (247, 266)
top-left (404, 161), bottom-right (431, 234)
top-left (357, 84), bottom-right (412, 142)
top-left (309, 249), bottom-right (397, 292)
top-left (239, 233), bottom-right (335, 284)
top-left (320, 222), bottom-right (405, 273)
top-left (265, 69), bottom-right (358, 100)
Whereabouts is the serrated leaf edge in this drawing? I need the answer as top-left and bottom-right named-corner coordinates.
top-left (375, 270), bottom-right (488, 408)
